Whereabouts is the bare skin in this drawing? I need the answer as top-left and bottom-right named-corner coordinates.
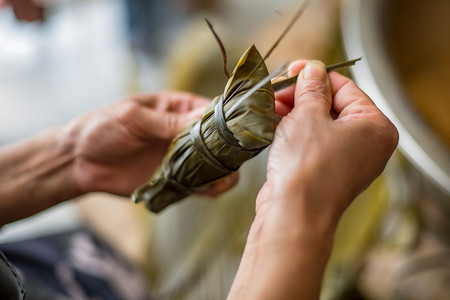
top-left (227, 61), bottom-right (398, 299)
top-left (4, 0), bottom-right (45, 22)
top-left (0, 60), bottom-right (398, 299)
top-left (0, 91), bottom-right (238, 226)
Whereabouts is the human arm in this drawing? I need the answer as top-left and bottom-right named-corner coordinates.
top-left (0, 91), bottom-right (237, 226)
top-left (228, 61), bottom-right (398, 299)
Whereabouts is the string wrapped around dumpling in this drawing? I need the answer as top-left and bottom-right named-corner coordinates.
top-left (133, 45), bottom-right (275, 213)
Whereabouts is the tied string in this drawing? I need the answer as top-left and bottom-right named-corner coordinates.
top-left (190, 113), bottom-right (237, 173)
top-left (214, 95), bottom-right (242, 148)
top-left (189, 95), bottom-right (267, 174)
top-left (214, 95), bottom-right (268, 153)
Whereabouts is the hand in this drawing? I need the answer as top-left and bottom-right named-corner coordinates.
top-left (228, 61), bottom-right (398, 299)
top-left (67, 91), bottom-right (237, 197)
top-left (265, 60), bottom-right (398, 228)
top-left (8, 0), bottom-right (45, 22)
top-left (0, 91), bottom-right (239, 225)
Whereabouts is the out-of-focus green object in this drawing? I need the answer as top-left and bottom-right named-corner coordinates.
top-left (133, 45), bottom-right (275, 212)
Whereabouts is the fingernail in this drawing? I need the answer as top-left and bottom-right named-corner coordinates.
top-left (302, 61), bottom-right (326, 81)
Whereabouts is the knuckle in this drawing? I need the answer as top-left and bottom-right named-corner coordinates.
top-left (385, 120), bottom-right (400, 151)
top-left (162, 113), bottom-right (180, 138)
top-left (121, 99), bottom-right (141, 119)
top-left (298, 81), bottom-right (328, 100)
top-left (368, 115), bottom-right (399, 154)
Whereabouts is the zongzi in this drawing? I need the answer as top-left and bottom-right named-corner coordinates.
top-left (133, 45), bottom-right (276, 212)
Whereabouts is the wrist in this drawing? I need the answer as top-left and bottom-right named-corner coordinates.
top-left (253, 193), bottom-right (337, 258)
top-left (57, 124), bottom-right (85, 197)
top-left (229, 193), bottom-right (336, 300)
top-left (59, 122), bottom-right (83, 195)
top-left (0, 126), bottom-right (82, 225)
top-left (268, 180), bottom-right (343, 239)
top-left (23, 126), bottom-right (83, 204)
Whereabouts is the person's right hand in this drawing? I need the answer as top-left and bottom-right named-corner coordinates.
top-left (260, 60), bottom-right (398, 232)
top-left (228, 60), bottom-right (398, 300)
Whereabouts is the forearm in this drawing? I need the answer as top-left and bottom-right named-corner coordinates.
top-left (228, 192), bottom-right (337, 300)
top-left (229, 59), bottom-right (398, 299)
top-left (0, 127), bottom-right (82, 226)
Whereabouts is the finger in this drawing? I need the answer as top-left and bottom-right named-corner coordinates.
top-left (198, 172), bottom-right (240, 197)
top-left (162, 91), bottom-right (211, 113)
top-left (274, 87), bottom-right (294, 118)
top-left (288, 60), bottom-right (309, 77)
top-left (328, 72), bottom-right (377, 118)
top-left (180, 105), bottom-right (209, 130)
top-left (120, 92), bottom-right (211, 142)
top-left (128, 94), bottom-right (160, 108)
top-left (274, 60), bottom-right (310, 112)
top-left (117, 103), bottom-right (189, 141)
top-left (275, 99), bottom-right (293, 117)
top-left (132, 92), bottom-right (211, 113)
top-left (143, 109), bottom-right (195, 140)
top-left (293, 60), bottom-right (332, 118)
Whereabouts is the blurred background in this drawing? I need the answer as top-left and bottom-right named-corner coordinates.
top-left (0, 0), bottom-right (449, 299)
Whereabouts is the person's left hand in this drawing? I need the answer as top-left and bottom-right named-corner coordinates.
top-left (67, 91), bottom-right (238, 197)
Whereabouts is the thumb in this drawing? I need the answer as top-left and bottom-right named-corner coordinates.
top-left (294, 61), bottom-right (332, 117)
